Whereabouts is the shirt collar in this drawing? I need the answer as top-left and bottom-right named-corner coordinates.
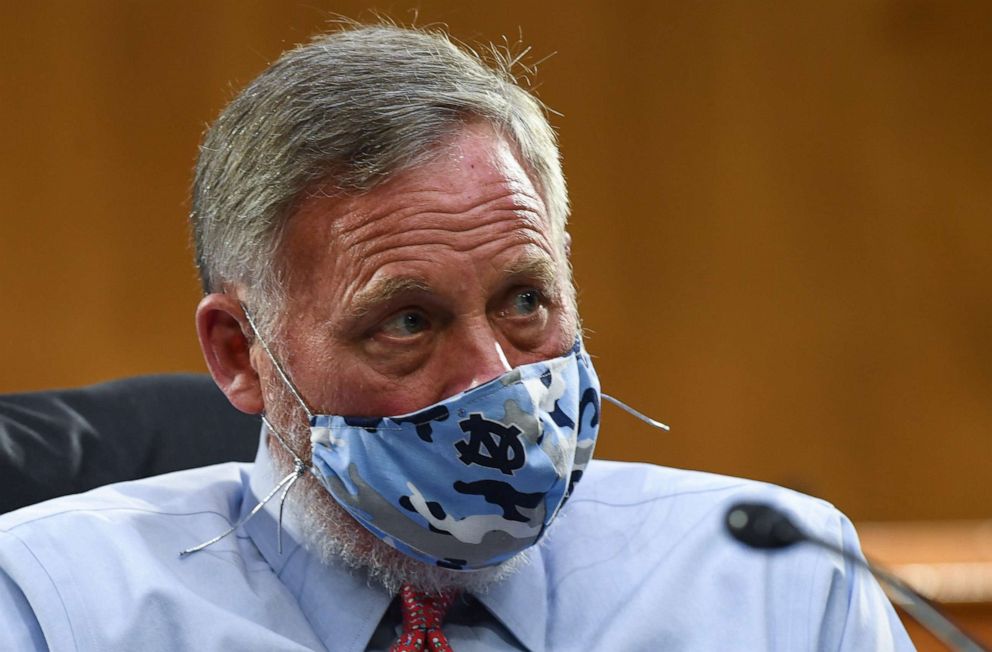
top-left (242, 427), bottom-right (393, 652)
top-left (243, 426), bottom-right (549, 652)
top-left (474, 545), bottom-right (548, 652)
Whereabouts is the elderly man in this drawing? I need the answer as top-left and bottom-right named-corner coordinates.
top-left (0, 24), bottom-right (911, 651)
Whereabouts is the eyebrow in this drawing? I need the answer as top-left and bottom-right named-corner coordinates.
top-left (348, 276), bottom-right (432, 319)
top-left (344, 254), bottom-right (561, 322)
top-left (503, 255), bottom-right (560, 290)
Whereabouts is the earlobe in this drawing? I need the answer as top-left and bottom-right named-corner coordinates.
top-left (195, 293), bottom-right (265, 414)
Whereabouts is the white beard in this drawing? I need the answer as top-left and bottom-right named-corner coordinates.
top-left (271, 455), bottom-right (532, 595)
top-left (262, 378), bottom-right (531, 595)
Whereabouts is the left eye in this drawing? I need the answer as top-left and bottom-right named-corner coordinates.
top-left (511, 289), bottom-right (542, 316)
top-left (380, 310), bottom-right (430, 337)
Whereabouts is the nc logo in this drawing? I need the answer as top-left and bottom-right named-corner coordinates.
top-left (455, 413), bottom-right (526, 475)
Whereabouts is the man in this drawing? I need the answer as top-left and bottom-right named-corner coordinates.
top-left (0, 23), bottom-right (912, 650)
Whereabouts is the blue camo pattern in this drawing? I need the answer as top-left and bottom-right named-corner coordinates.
top-left (309, 339), bottom-right (600, 570)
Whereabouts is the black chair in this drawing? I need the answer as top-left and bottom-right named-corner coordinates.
top-left (0, 375), bottom-right (261, 514)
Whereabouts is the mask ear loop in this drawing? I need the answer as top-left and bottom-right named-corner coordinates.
top-left (601, 393), bottom-right (671, 431)
top-left (177, 305), bottom-right (314, 559)
top-left (240, 303), bottom-right (314, 422)
top-left (178, 453), bottom-right (306, 558)
top-left (259, 415), bottom-right (312, 555)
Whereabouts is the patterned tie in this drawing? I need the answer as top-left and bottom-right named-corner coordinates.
top-left (389, 583), bottom-right (459, 652)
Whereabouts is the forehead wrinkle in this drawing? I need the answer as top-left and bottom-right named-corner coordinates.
top-left (333, 181), bottom-right (545, 245)
top-left (351, 210), bottom-right (549, 264)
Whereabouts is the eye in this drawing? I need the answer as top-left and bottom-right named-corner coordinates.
top-left (512, 289), bottom-right (542, 316)
top-left (379, 309), bottom-right (430, 338)
top-left (498, 288), bottom-right (546, 320)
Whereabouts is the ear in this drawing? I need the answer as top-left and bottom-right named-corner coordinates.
top-left (195, 293), bottom-right (264, 414)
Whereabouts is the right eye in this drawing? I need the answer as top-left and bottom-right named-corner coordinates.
top-left (379, 309), bottom-right (430, 338)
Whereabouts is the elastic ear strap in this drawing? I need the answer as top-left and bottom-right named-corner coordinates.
top-left (601, 393), bottom-right (671, 431)
top-left (240, 303), bottom-right (314, 421)
top-left (260, 414), bottom-right (307, 466)
top-left (178, 457), bottom-right (304, 558)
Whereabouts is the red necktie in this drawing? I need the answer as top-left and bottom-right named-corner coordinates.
top-left (389, 583), bottom-right (459, 652)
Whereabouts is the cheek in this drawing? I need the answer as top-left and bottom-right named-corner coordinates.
top-left (561, 306), bottom-right (579, 343)
top-left (310, 365), bottom-right (431, 417)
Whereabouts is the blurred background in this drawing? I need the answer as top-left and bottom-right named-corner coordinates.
top-left (1, 2), bottom-right (988, 525)
top-left (2, 2), bottom-right (990, 645)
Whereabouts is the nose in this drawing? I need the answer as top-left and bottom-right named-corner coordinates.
top-left (437, 327), bottom-right (513, 399)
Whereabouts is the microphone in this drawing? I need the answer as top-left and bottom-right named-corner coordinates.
top-left (725, 502), bottom-right (988, 652)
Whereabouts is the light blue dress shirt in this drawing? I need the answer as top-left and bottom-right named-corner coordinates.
top-left (0, 431), bottom-right (913, 651)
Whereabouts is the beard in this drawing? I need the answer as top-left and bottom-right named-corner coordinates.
top-left (262, 377), bottom-right (531, 596)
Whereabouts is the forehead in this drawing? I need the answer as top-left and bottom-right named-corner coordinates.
top-left (334, 125), bottom-right (547, 241)
top-left (279, 123), bottom-right (561, 305)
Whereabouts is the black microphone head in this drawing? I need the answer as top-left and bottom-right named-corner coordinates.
top-left (725, 502), bottom-right (806, 550)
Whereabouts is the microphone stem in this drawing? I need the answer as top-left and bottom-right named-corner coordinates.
top-left (803, 531), bottom-right (987, 652)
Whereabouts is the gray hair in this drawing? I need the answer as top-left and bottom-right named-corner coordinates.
top-left (190, 23), bottom-right (569, 334)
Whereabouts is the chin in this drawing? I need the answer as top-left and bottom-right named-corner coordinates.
top-left (280, 463), bottom-right (532, 595)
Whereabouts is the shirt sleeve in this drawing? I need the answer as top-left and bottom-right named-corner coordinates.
top-left (823, 513), bottom-right (916, 651)
top-left (0, 528), bottom-right (79, 651)
top-left (0, 565), bottom-right (48, 651)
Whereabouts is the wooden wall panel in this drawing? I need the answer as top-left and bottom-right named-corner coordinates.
top-left (1, 1), bottom-right (989, 522)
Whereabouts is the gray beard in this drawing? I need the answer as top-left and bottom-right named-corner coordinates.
top-left (267, 425), bottom-right (531, 596)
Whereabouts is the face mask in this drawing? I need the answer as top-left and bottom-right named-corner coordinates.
top-left (180, 307), bottom-right (664, 567)
top-left (252, 313), bottom-right (601, 569)
top-left (302, 340), bottom-right (600, 570)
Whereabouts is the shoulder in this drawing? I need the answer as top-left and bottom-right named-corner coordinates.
top-left (0, 462), bottom-right (249, 550)
top-left (542, 460), bottom-right (912, 650)
top-left (0, 461), bottom-right (251, 569)
top-left (571, 459), bottom-right (844, 536)
top-left (560, 459), bottom-right (849, 574)
top-left (0, 463), bottom-right (288, 652)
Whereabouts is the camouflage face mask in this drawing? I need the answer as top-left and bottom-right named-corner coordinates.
top-left (180, 307), bottom-right (663, 565)
top-left (234, 303), bottom-right (600, 569)
top-left (303, 339), bottom-right (601, 570)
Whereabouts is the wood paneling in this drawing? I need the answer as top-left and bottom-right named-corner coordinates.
top-left (2, 1), bottom-right (989, 522)
top-left (859, 519), bottom-right (992, 649)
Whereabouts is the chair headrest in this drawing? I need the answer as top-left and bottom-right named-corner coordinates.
top-left (0, 374), bottom-right (260, 513)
